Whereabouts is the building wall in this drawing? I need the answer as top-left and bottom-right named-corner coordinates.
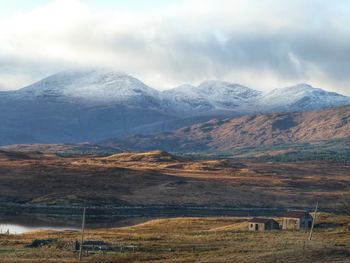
top-left (300, 217), bottom-right (313, 229)
top-left (248, 223), bottom-right (265, 231)
top-left (282, 218), bottom-right (300, 230)
top-left (266, 220), bottom-right (280, 230)
top-left (282, 216), bottom-right (313, 230)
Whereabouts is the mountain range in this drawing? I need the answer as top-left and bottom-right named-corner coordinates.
top-left (1, 68), bottom-right (350, 145)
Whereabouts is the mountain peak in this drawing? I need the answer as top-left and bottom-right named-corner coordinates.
top-left (164, 84), bottom-right (197, 94)
top-left (290, 83), bottom-right (313, 89)
top-left (19, 68), bottom-right (160, 101)
top-left (268, 83), bottom-right (345, 97)
top-left (282, 83), bottom-right (319, 93)
top-left (198, 80), bottom-right (251, 90)
top-left (261, 83), bottom-right (350, 111)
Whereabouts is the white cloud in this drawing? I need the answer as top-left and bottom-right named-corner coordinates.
top-left (0, 0), bottom-right (349, 94)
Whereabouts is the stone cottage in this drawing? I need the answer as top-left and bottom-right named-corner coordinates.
top-left (282, 210), bottom-right (313, 230)
top-left (248, 218), bottom-right (280, 231)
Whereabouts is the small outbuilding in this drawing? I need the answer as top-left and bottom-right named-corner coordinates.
top-left (248, 218), bottom-right (280, 231)
top-left (282, 210), bottom-right (313, 230)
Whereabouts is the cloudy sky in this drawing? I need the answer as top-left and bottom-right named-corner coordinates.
top-left (0, 0), bottom-right (350, 94)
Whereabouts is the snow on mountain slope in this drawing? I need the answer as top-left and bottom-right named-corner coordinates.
top-left (12, 70), bottom-right (350, 114)
top-left (161, 81), bottom-right (262, 114)
top-left (260, 83), bottom-right (350, 112)
top-left (18, 69), bottom-right (162, 109)
top-left (0, 69), bottom-right (175, 144)
top-left (1, 68), bottom-right (350, 145)
top-left (162, 84), bottom-right (214, 113)
top-left (196, 80), bottom-right (262, 108)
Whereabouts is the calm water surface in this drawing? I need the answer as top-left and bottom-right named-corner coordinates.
top-left (0, 224), bottom-right (78, 234)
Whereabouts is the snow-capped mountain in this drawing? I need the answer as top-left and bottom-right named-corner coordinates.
top-left (0, 69), bottom-right (173, 145)
top-left (163, 82), bottom-right (350, 114)
top-left (196, 80), bottom-right (261, 109)
top-left (17, 69), bottom-right (162, 109)
top-left (162, 84), bottom-right (214, 113)
top-left (259, 83), bottom-right (350, 112)
top-left (162, 80), bottom-right (262, 114)
top-left (8, 69), bottom-right (350, 115)
top-left (198, 80), bottom-right (261, 101)
top-left (0, 69), bottom-right (350, 145)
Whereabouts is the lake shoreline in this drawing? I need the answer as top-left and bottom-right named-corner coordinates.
top-left (0, 202), bottom-right (336, 229)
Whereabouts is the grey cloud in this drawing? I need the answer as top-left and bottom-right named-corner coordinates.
top-left (0, 0), bottom-right (350, 94)
top-left (290, 32), bottom-right (350, 80)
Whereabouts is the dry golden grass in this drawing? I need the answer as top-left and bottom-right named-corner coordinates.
top-left (0, 214), bottom-right (349, 263)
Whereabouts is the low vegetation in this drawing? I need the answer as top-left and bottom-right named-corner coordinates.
top-left (179, 137), bottom-right (350, 163)
top-left (0, 214), bottom-right (349, 262)
top-left (101, 106), bottom-right (350, 154)
top-left (0, 150), bottom-right (349, 209)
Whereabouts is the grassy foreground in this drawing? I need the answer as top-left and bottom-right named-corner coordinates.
top-left (0, 214), bottom-right (349, 263)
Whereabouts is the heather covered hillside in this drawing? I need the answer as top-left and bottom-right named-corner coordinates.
top-left (102, 106), bottom-right (350, 153)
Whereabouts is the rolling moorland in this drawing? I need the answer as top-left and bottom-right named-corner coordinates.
top-left (0, 150), bottom-right (349, 211)
top-left (0, 148), bottom-right (349, 262)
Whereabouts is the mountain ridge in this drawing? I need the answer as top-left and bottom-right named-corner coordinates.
top-left (5, 69), bottom-right (350, 114)
top-left (100, 105), bottom-right (350, 153)
top-left (1, 69), bottom-right (350, 145)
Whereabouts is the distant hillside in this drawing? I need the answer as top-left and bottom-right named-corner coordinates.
top-left (0, 143), bottom-right (120, 156)
top-left (0, 150), bottom-right (36, 160)
top-left (101, 106), bottom-right (350, 153)
top-left (104, 150), bottom-right (185, 163)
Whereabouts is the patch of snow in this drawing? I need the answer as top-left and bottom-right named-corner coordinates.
top-left (161, 80), bottom-right (262, 114)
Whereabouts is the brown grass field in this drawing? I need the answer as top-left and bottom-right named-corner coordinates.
top-left (0, 150), bottom-right (349, 209)
top-left (0, 214), bottom-right (349, 263)
top-left (0, 150), bottom-right (349, 262)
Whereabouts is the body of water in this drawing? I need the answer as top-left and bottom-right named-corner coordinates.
top-left (0, 224), bottom-right (78, 234)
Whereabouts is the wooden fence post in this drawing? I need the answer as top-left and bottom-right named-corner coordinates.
top-left (79, 207), bottom-right (86, 262)
top-left (309, 201), bottom-right (318, 241)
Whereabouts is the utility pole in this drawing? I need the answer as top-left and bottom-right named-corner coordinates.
top-left (309, 201), bottom-right (318, 241)
top-left (79, 207), bottom-right (86, 262)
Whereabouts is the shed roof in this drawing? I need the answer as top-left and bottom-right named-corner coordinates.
top-left (249, 218), bottom-right (273, 224)
top-left (284, 210), bottom-right (311, 219)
